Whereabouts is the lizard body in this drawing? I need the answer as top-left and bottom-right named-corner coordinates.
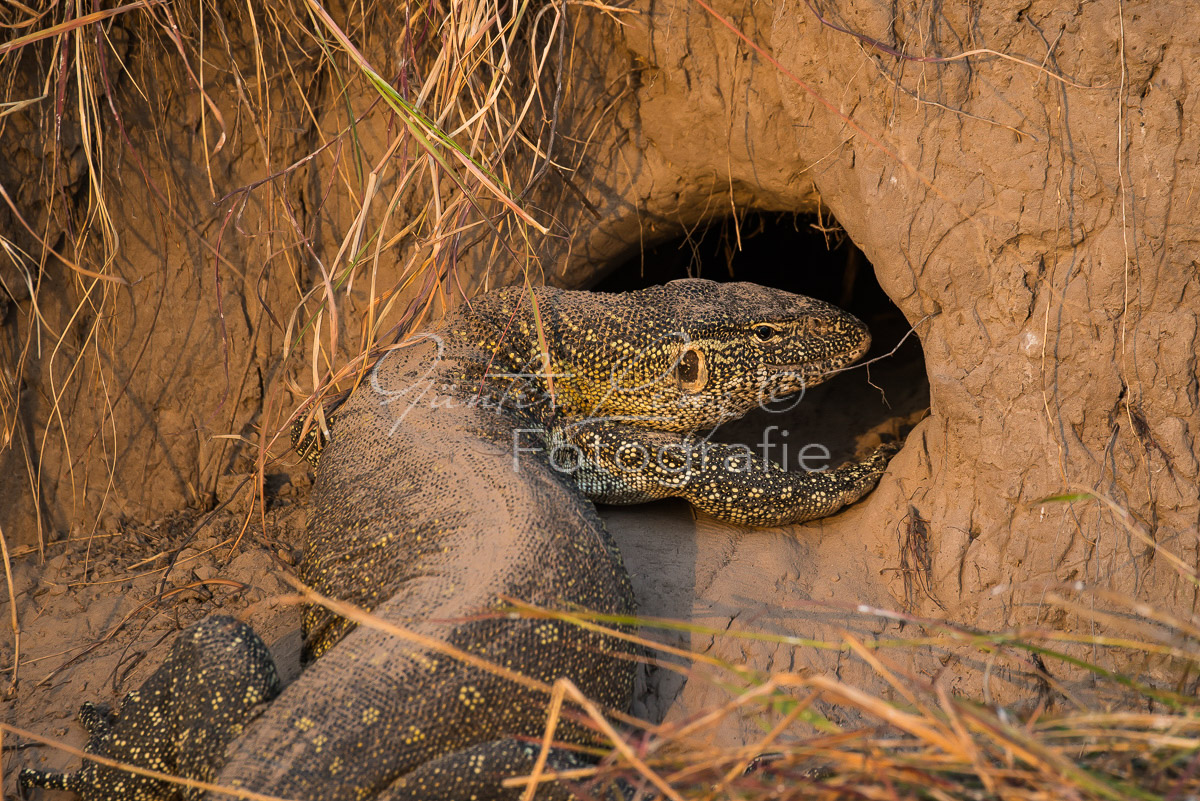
top-left (22, 281), bottom-right (897, 800)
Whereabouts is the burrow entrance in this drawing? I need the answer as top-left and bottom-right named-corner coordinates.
top-left (593, 212), bottom-right (929, 471)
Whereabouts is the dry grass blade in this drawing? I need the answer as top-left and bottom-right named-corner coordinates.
top-left (502, 678), bottom-right (687, 801)
top-left (799, 0), bottom-right (1108, 89)
top-left (303, 0), bottom-right (549, 234)
top-left (501, 582), bottom-right (1200, 799)
top-left (0, 1), bottom-right (160, 58)
top-left (518, 678), bottom-right (569, 801)
top-left (704, 691), bottom-right (818, 798)
top-left (35, 580), bottom-right (248, 688)
top-left (1042, 489), bottom-right (1200, 587)
top-left (803, 673), bottom-right (964, 757)
top-left (4, 0), bottom-right (574, 564)
top-left (563, 680), bottom-right (686, 801)
top-left (2, 723), bottom-right (297, 801)
top-left (0, 522), bottom-right (18, 697)
top-left (285, 576), bottom-right (583, 704)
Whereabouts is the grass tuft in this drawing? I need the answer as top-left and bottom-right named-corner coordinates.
top-left (1, 0), bottom-right (583, 554)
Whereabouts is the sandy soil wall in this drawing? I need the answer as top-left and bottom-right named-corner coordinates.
top-left (551, 0), bottom-right (1199, 731)
top-left (2, 0), bottom-right (1198, 754)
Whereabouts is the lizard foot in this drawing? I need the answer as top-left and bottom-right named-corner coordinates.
top-left (21, 616), bottom-right (280, 801)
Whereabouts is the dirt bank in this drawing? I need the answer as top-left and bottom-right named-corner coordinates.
top-left (3, 0), bottom-right (1198, 778)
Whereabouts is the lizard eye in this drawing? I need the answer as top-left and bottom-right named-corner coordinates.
top-left (753, 324), bottom-right (781, 342)
top-left (675, 346), bottom-right (708, 393)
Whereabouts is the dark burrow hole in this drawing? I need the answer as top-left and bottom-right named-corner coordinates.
top-left (593, 211), bottom-right (930, 471)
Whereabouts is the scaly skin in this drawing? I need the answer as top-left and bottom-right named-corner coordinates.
top-left (22, 280), bottom-right (898, 801)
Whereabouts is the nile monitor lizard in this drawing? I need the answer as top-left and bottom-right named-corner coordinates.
top-left (22, 280), bottom-right (898, 800)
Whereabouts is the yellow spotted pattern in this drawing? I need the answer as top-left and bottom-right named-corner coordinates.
top-left (26, 281), bottom-right (894, 801)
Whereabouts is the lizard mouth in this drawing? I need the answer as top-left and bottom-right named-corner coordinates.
top-left (765, 353), bottom-right (862, 373)
top-left (761, 323), bottom-right (871, 375)
top-left (762, 361), bottom-right (851, 390)
top-left (765, 361), bottom-right (821, 371)
top-left (763, 340), bottom-right (871, 381)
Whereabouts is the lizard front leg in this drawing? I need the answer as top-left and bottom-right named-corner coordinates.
top-left (554, 421), bottom-right (898, 527)
top-left (20, 616), bottom-right (279, 801)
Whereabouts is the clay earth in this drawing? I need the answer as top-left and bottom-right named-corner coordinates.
top-left (2, 0), bottom-right (1198, 791)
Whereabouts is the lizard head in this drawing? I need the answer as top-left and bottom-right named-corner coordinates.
top-left (557, 279), bottom-right (872, 432)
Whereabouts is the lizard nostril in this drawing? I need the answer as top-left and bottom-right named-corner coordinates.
top-left (676, 347), bottom-right (708, 393)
